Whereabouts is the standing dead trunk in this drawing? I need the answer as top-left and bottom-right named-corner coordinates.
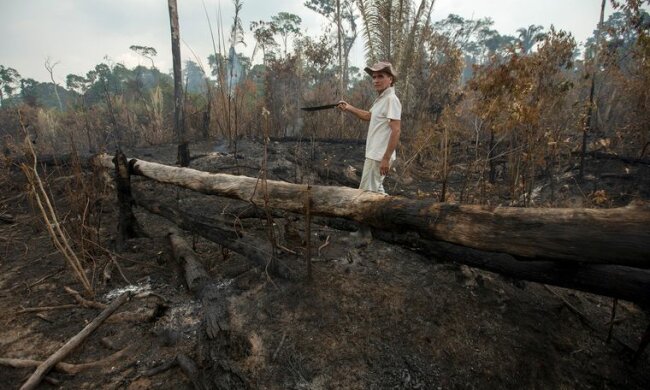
top-left (44, 58), bottom-right (64, 112)
top-left (168, 0), bottom-right (189, 167)
top-left (580, 0), bottom-right (606, 179)
top-left (113, 150), bottom-right (140, 249)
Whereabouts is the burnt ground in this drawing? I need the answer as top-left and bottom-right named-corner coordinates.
top-left (0, 138), bottom-right (649, 389)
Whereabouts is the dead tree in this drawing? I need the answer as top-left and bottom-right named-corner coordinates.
top-left (94, 154), bottom-right (650, 269)
top-left (113, 150), bottom-right (142, 249)
top-left (168, 0), bottom-right (189, 166)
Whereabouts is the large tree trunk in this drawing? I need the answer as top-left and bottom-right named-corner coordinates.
top-left (168, 0), bottom-right (189, 167)
top-left (93, 154), bottom-right (650, 268)
top-left (375, 230), bottom-right (650, 307)
top-left (580, 0), bottom-right (606, 179)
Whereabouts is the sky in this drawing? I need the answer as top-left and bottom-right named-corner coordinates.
top-left (0, 0), bottom-right (628, 85)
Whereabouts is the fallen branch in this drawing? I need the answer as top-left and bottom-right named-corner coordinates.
top-left (19, 292), bottom-right (130, 390)
top-left (176, 353), bottom-right (204, 390)
top-left (141, 357), bottom-right (177, 377)
top-left (1, 346), bottom-right (133, 375)
top-left (318, 235), bottom-right (330, 257)
top-left (143, 190), bottom-right (292, 279)
top-left (17, 304), bottom-right (77, 314)
top-left (64, 286), bottom-right (107, 310)
top-left (105, 307), bottom-right (158, 323)
top-left (167, 227), bottom-right (210, 293)
top-left (544, 285), bottom-right (596, 331)
top-left (0, 213), bottom-right (15, 224)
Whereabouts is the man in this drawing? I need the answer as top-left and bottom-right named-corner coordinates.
top-left (337, 61), bottom-right (402, 242)
top-left (338, 61), bottom-right (401, 193)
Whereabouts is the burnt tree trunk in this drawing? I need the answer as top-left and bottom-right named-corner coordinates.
top-left (167, 228), bottom-right (250, 389)
top-left (374, 231), bottom-right (650, 307)
top-left (113, 150), bottom-right (141, 249)
top-left (94, 154), bottom-right (650, 269)
top-left (136, 188), bottom-right (292, 278)
top-left (168, 0), bottom-right (189, 167)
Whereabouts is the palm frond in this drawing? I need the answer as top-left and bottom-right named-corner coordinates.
top-left (357, 0), bottom-right (378, 63)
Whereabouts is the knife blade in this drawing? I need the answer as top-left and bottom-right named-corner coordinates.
top-left (300, 103), bottom-right (339, 111)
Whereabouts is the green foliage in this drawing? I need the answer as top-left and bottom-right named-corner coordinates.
top-left (0, 65), bottom-right (21, 106)
top-left (250, 20), bottom-right (279, 62)
top-left (184, 60), bottom-right (208, 94)
top-left (15, 78), bottom-right (75, 109)
top-left (271, 12), bottom-right (303, 57)
top-left (129, 45), bottom-right (158, 68)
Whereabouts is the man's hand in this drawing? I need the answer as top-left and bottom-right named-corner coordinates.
top-left (380, 157), bottom-right (390, 176)
top-left (338, 101), bottom-right (371, 121)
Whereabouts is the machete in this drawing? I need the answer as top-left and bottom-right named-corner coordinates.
top-left (300, 103), bottom-right (340, 111)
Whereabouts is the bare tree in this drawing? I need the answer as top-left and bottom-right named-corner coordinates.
top-left (168, 0), bottom-right (189, 166)
top-left (580, 0), bottom-right (606, 179)
top-left (44, 57), bottom-right (64, 111)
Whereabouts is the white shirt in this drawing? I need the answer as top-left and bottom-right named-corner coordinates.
top-left (366, 86), bottom-right (401, 162)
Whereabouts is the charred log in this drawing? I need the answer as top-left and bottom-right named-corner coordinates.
top-left (134, 188), bottom-right (292, 279)
top-left (167, 229), bottom-right (250, 389)
top-left (113, 150), bottom-right (142, 249)
top-left (94, 154), bottom-right (650, 269)
top-left (374, 230), bottom-right (650, 307)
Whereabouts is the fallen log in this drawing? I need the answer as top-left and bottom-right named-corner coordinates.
top-left (94, 154), bottom-right (650, 268)
top-left (374, 230), bottom-right (650, 307)
top-left (167, 228), bottom-right (250, 388)
top-left (167, 227), bottom-right (212, 294)
top-left (136, 188), bottom-right (292, 279)
top-left (19, 292), bottom-right (130, 390)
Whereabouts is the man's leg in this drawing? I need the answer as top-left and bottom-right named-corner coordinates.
top-left (353, 159), bottom-right (386, 244)
top-left (359, 158), bottom-right (386, 194)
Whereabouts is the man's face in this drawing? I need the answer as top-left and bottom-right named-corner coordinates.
top-left (371, 71), bottom-right (392, 93)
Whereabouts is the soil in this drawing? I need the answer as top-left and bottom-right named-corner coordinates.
top-left (1, 138), bottom-right (648, 389)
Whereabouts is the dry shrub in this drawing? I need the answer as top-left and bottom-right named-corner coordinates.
top-left (20, 135), bottom-right (93, 294)
top-left (140, 86), bottom-right (169, 145)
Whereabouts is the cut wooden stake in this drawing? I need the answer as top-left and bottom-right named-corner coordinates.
top-left (304, 185), bottom-right (312, 280)
top-left (19, 292), bottom-right (130, 390)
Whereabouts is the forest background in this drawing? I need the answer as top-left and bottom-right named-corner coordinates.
top-left (1, 0), bottom-right (649, 206)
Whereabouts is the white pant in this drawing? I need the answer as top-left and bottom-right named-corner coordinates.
top-left (359, 158), bottom-right (387, 194)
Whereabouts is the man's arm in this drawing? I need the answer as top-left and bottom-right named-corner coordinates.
top-left (380, 119), bottom-right (401, 176)
top-left (337, 101), bottom-right (371, 121)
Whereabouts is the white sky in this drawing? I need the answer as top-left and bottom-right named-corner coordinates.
top-left (0, 0), bottom-right (626, 84)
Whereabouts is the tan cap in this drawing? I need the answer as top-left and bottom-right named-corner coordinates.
top-left (364, 61), bottom-right (398, 81)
